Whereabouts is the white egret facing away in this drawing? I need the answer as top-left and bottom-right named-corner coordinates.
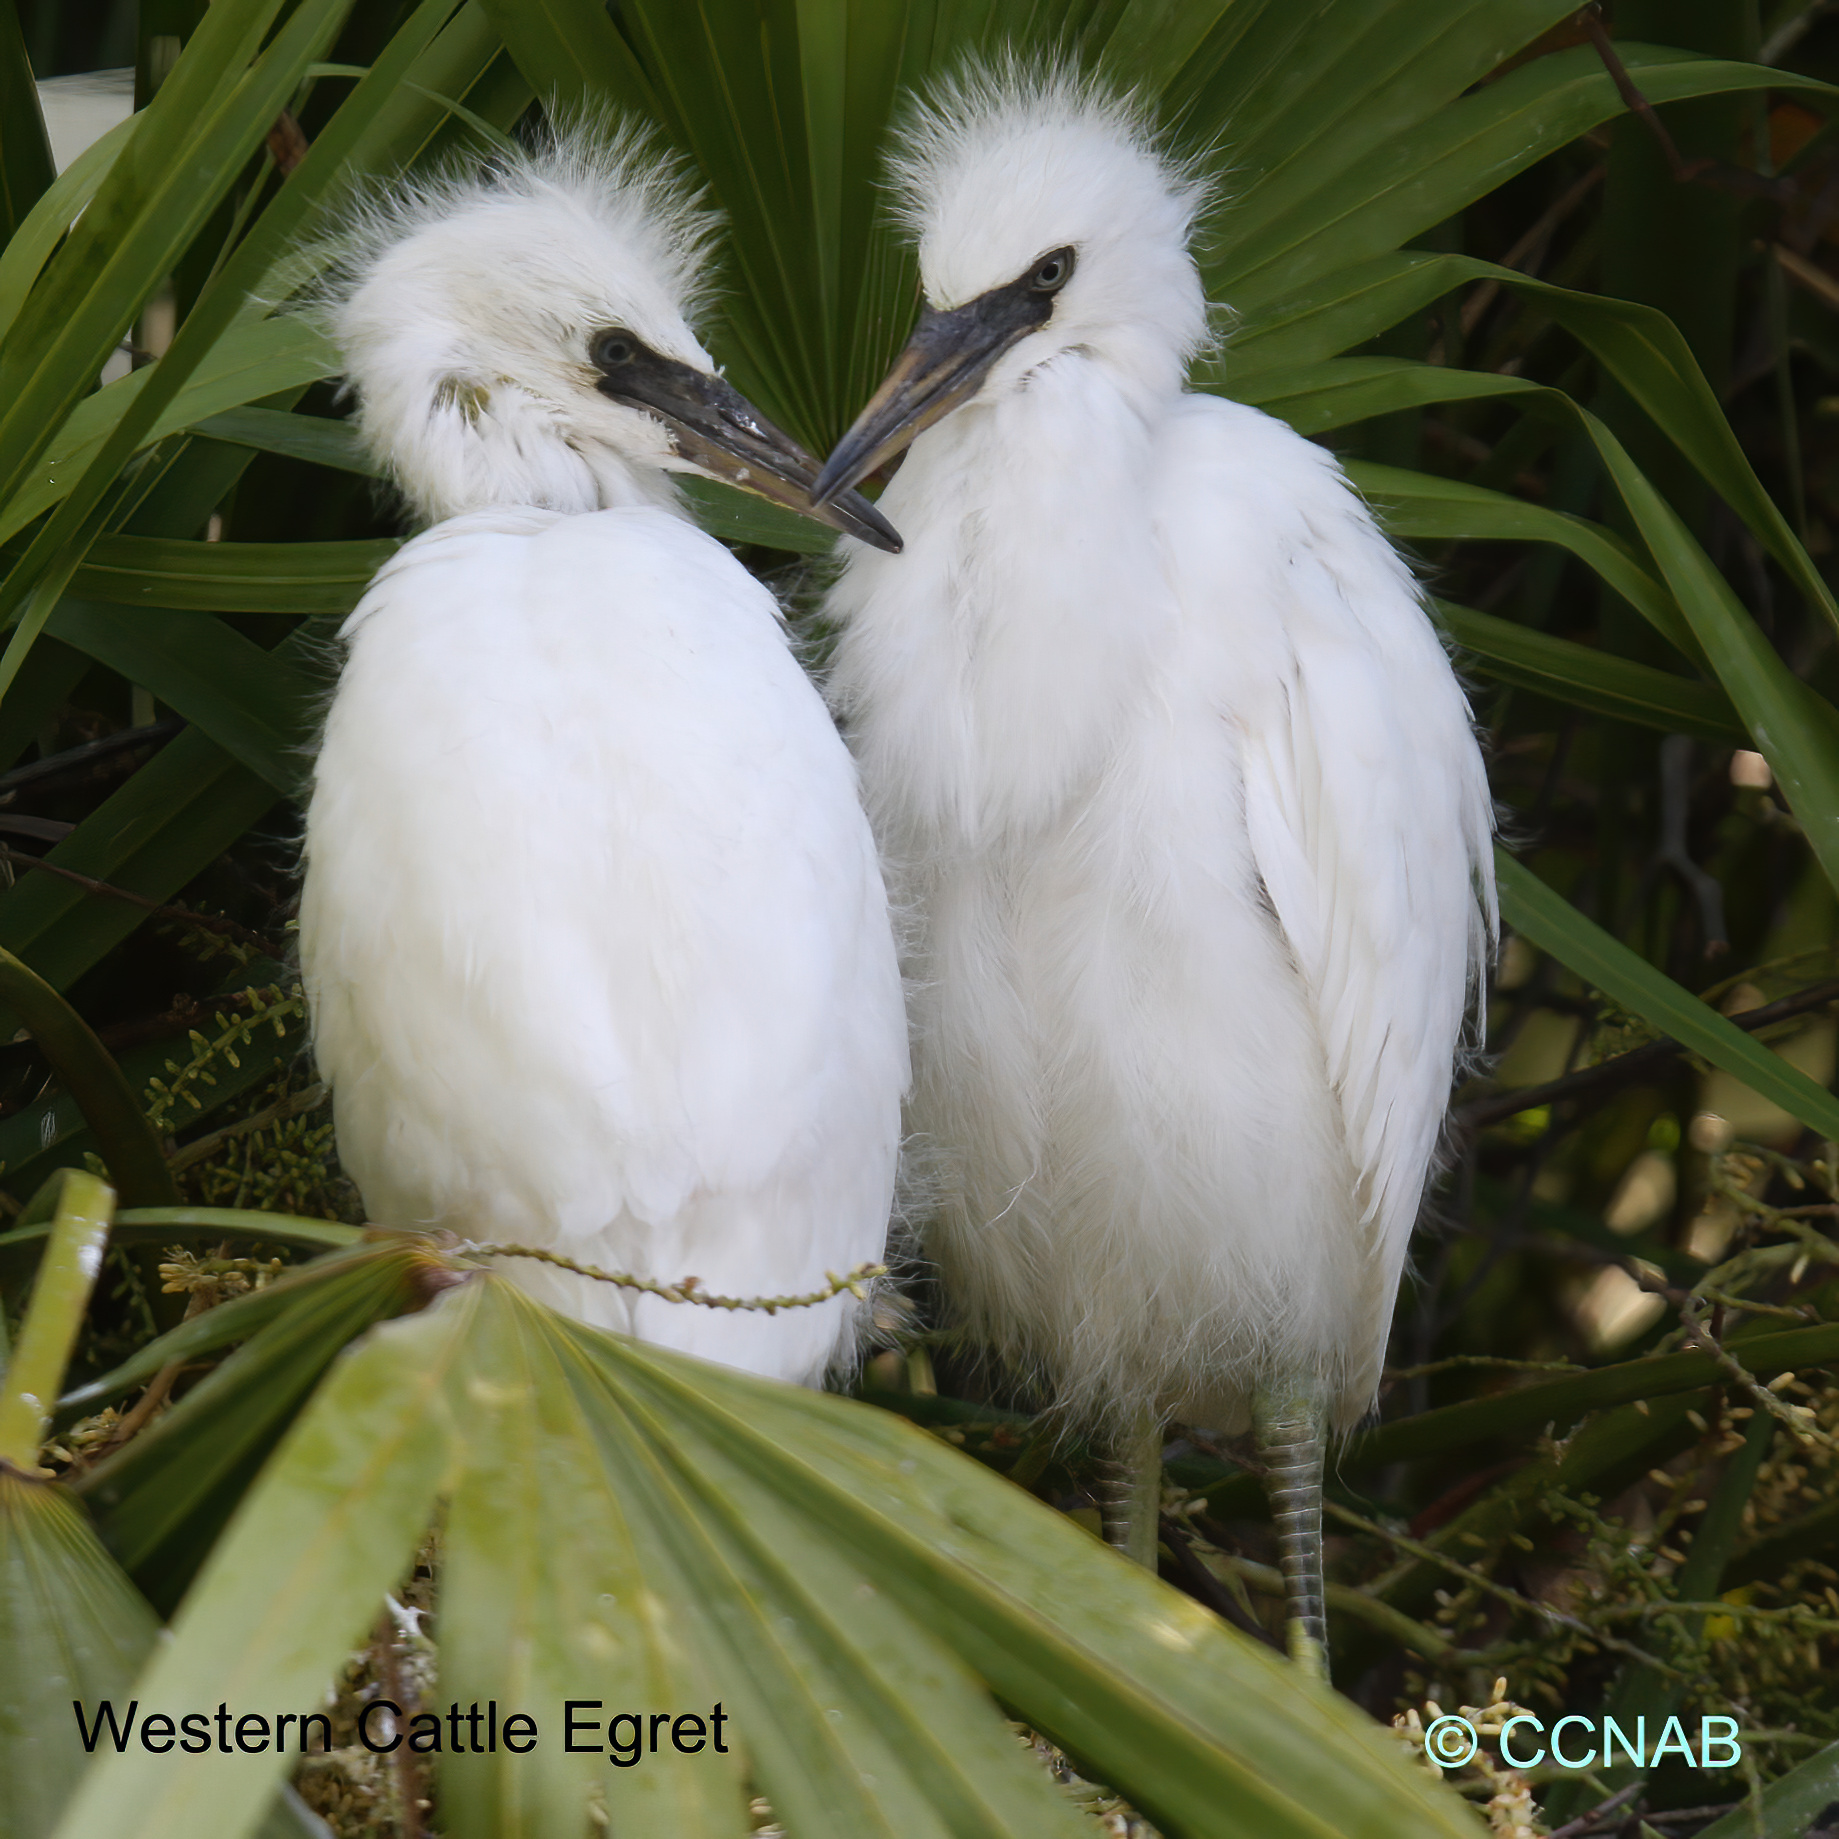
top-left (300, 128), bottom-right (910, 1385)
top-left (816, 70), bottom-right (1495, 1667)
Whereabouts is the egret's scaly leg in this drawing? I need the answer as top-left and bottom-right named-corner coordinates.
top-left (1253, 1375), bottom-right (1328, 1678)
top-left (1095, 1402), bottom-right (1162, 1568)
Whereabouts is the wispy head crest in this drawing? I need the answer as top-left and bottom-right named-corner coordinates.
top-left (303, 107), bottom-right (721, 339)
top-left (879, 55), bottom-right (1216, 387)
top-left (885, 54), bottom-right (1214, 256)
top-left (289, 109), bottom-right (725, 526)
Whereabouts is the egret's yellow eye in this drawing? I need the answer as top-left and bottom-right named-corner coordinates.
top-left (592, 330), bottom-right (638, 368)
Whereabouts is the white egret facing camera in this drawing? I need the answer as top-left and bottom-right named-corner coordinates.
top-left (300, 127), bottom-right (909, 1385)
top-left (816, 69), bottom-right (1495, 1666)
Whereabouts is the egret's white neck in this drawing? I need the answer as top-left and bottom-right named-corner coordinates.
top-left (832, 351), bottom-right (1179, 847)
top-left (365, 377), bottom-right (682, 526)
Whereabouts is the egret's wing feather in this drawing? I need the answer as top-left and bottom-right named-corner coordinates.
top-left (1171, 397), bottom-right (1495, 1275)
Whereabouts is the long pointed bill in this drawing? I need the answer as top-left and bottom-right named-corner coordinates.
top-left (597, 358), bottom-right (901, 553)
top-left (813, 281), bottom-right (1054, 504)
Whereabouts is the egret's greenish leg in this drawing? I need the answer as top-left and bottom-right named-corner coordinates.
top-left (1095, 1402), bottom-right (1163, 1568)
top-left (1253, 1375), bottom-right (1328, 1677)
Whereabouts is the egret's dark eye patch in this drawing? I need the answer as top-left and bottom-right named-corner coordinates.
top-left (590, 328), bottom-right (644, 372)
top-left (1026, 247), bottom-right (1076, 295)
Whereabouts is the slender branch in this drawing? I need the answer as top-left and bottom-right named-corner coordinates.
top-left (1633, 1272), bottom-right (1833, 1450)
top-left (1157, 1519), bottom-right (1285, 1651)
top-left (1696, 1287), bottom-right (1814, 1323)
top-left (1776, 242), bottom-right (1839, 316)
top-left (1457, 979), bottom-right (1839, 1130)
top-left (1184, 1532), bottom-right (1459, 1659)
top-left (168, 1082), bottom-right (329, 1172)
top-left (1580, 9), bottom-right (1795, 201)
top-left (1602, 1811), bottom-right (1735, 1837)
top-left (1580, 9), bottom-right (1695, 176)
top-left (0, 844), bottom-right (280, 954)
top-left (1322, 1499), bottom-right (1686, 1678)
top-left (0, 814), bottom-right (73, 842)
top-left (89, 1358), bottom-right (194, 1457)
top-left (1497, 164), bottom-right (1605, 276)
top-left (0, 717), bottom-right (182, 795)
top-left (1385, 1355), bottom-right (1587, 1381)
top-left (1762, 0), bottom-right (1839, 65)
top-left (86, 1241), bottom-right (243, 1462)
top-left (1548, 1783), bottom-right (1642, 1839)
top-left (1601, 1598), bottom-right (1839, 1629)
top-left (1454, 163), bottom-right (1604, 344)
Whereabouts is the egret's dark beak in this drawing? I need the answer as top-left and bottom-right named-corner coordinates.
top-left (595, 348), bottom-right (901, 553)
top-left (813, 279), bottom-right (1055, 504)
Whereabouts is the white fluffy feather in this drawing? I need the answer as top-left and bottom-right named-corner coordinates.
top-left (299, 128), bottom-right (909, 1383)
top-left (317, 121), bottom-right (718, 525)
top-left (826, 73), bottom-right (1493, 1431)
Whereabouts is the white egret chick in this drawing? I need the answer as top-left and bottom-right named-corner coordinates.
top-left (816, 70), bottom-right (1494, 1665)
top-left (299, 128), bottom-right (909, 1385)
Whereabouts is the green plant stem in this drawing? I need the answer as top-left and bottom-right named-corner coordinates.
top-left (1195, 1544), bottom-right (1456, 1661)
top-left (0, 1169), bottom-right (114, 1468)
top-left (1323, 1499), bottom-right (1684, 1680)
top-left (0, 946), bottom-right (176, 1206)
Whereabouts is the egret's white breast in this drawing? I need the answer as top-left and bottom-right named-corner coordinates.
top-left (302, 506), bottom-right (908, 1382)
top-left (829, 361), bottom-right (1370, 1427)
top-left (829, 354), bottom-right (1175, 846)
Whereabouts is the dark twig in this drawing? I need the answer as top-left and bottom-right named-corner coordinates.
top-left (1547, 1781), bottom-right (1642, 1839)
top-left (1456, 979), bottom-right (1839, 1130)
top-left (0, 814), bottom-right (73, 842)
top-left (1657, 735), bottom-right (1727, 958)
top-left (1158, 1518), bottom-right (1285, 1651)
top-left (1631, 1272), bottom-right (1829, 1446)
top-left (0, 718), bottom-right (183, 795)
top-left (1453, 163), bottom-right (1605, 346)
top-left (1588, 1807), bottom-right (1734, 1835)
top-left (1323, 1500), bottom-right (1685, 1676)
top-left (0, 845), bottom-right (281, 954)
top-left (85, 1359), bottom-right (203, 1461)
top-left (1581, 10), bottom-right (1696, 175)
top-left (168, 1082), bottom-right (330, 1172)
top-left (1579, 8), bottom-right (1796, 201)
